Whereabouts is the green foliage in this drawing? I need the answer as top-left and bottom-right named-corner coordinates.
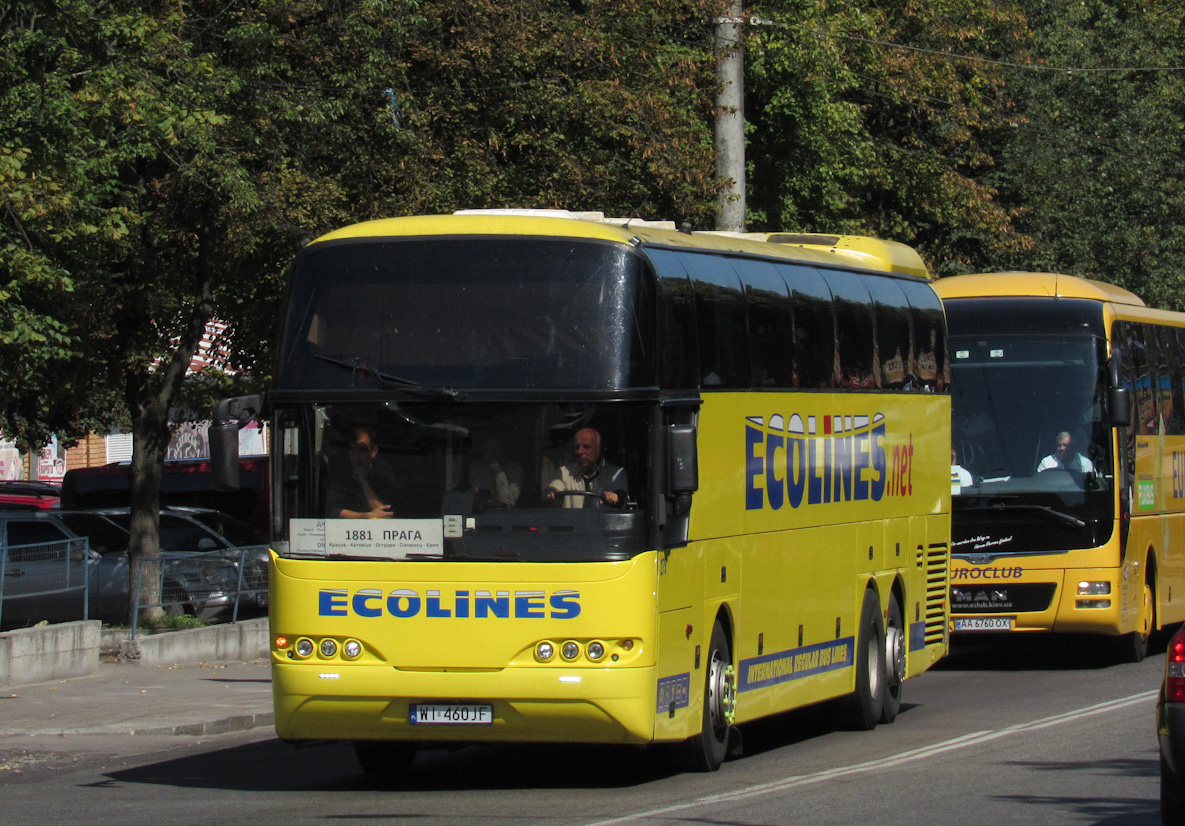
top-left (746, 0), bottom-right (1034, 273)
top-left (983, 0), bottom-right (1185, 310)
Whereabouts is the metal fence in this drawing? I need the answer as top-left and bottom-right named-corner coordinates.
top-left (0, 541), bottom-right (268, 634)
top-left (130, 545), bottom-right (270, 637)
top-left (0, 538), bottom-right (90, 629)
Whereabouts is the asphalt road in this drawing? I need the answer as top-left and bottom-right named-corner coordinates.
top-left (0, 634), bottom-right (1166, 825)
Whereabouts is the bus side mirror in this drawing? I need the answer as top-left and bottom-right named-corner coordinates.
top-left (1108, 347), bottom-right (1131, 427)
top-left (211, 395), bottom-right (262, 492)
top-left (668, 423), bottom-right (698, 498)
top-left (1109, 387), bottom-right (1131, 427)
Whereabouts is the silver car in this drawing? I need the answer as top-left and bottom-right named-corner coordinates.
top-left (0, 510), bottom-right (253, 628)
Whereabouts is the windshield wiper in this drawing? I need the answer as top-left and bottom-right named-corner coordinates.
top-left (313, 354), bottom-right (466, 400)
top-left (963, 501), bottom-right (1087, 529)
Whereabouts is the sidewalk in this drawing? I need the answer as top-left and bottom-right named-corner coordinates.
top-left (0, 657), bottom-right (273, 738)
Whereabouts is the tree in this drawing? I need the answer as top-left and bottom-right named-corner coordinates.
top-left (0, 0), bottom-right (726, 621)
top-left (984, 0), bottom-right (1185, 310)
top-left (744, 0), bottom-right (1034, 273)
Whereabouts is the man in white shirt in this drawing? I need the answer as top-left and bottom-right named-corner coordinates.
top-left (1037, 431), bottom-right (1094, 473)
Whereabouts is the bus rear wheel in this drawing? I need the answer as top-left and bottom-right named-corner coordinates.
top-left (353, 741), bottom-right (417, 780)
top-left (834, 588), bottom-right (886, 731)
top-left (880, 592), bottom-right (905, 725)
top-left (680, 621), bottom-right (735, 772)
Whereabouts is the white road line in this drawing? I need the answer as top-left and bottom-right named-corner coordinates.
top-left (588, 690), bottom-right (1158, 825)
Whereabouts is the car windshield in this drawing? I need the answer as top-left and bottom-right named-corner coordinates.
top-left (273, 400), bottom-right (652, 563)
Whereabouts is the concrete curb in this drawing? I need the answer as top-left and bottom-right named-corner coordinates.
top-left (5, 711), bottom-right (277, 738)
top-left (0, 621), bottom-right (100, 688)
top-left (112, 617), bottom-right (270, 666)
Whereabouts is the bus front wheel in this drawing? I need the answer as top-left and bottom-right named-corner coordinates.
top-left (353, 740), bottom-right (416, 780)
top-left (680, 621), bottom-right (735, 772)
top-left (834, 588), bottom-right (886, 731)
top-left (1118, 579), bottom-right (1154, 664)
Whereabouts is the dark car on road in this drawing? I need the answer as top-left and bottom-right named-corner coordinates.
top-left (1159, 625), bottom-right (1185, 822)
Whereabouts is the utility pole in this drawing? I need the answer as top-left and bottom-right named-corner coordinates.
top-left (714, 1), bottom-right (745, 232)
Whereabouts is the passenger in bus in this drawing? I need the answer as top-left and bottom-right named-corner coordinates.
top-left (327, 426), bottom-right (398, 518)
top-left (951, 448), bottom-right (973, 490)
top-left (544, 427), bottom-right (629, 509)
top-left (468, 437), bottom-right (523, 508)
top-left (1036, 431), bottom-right (1094, 473)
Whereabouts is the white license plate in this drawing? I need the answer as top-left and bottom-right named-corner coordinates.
top-left (410, 704), bottom-right (493, 725)
top-left (954, 617), bottom-right (1014, 631)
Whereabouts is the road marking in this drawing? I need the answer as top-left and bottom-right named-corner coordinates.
top-left (588, 690), bottom-right (1157, 824)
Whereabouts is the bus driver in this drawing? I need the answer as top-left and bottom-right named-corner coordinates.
top-left (544, 427), bottom-right (628, 509)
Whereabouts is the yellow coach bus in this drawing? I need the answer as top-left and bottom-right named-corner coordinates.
top-left (936, 271), bottom-right (1185, 661)
top-left (211, 210), bottom-right (951, 775)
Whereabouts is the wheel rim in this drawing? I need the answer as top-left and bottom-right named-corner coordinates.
top-left (885, 623), bottom-right (905, 687)
top-left (707, 649), bottom-right (736, 735)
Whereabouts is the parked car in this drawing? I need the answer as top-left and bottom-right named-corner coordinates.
top-left (0, 509), bottom-right (254, 629)
top-left (0, 480), bottom-right (61, 511)
top-left (94, 506), bottom-right (269, 613)
top-left (1159, 624), bottom-right (1185, 823)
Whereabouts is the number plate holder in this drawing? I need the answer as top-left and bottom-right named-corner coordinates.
top-left (409, 703), bottom-right (494, 725)
top-left (954, 616), bottom-right (1015, 631)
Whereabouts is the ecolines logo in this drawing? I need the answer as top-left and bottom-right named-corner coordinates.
top-left (318, 588), bottom-right (582, 619)
top-left (745, 413), bottom-right (916, 510)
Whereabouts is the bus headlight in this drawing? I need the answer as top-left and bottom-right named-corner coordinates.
top-left (561, 641), bottom-right (580, 661)
top-left (536, 642), bottom-right (555, 661)
top-left (319, 638), bottom-right (338, 657)
top-left (1077, 581), bottom-right (1111, 596)
top-left (342, 639), bottom-right (363, 659)
top-left (586, 641), bottom-right (605, 661)
top-left (294, 638), bottom-right (315, 659)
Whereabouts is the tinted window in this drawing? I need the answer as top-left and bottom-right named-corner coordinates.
top-left (647, 249), bottom-right (699, 389)
top-left (865, 277), bottom-right (914, 389)
top-left (734, 258), bottom-right (793, 387)
top-left (899, 279), bottom-right (947, 392)
top-left (822, 271), bottom-right (876, 388)
top-left (280, 238), bottom-right (656, 391)
top-left (783, 264), bottom-right (835, 389)
top-left (57, 513), bottom-right (128, 554)
top-left (5, 520), bottom-right (70, 547)
top-left (681, 252), bottom-right (749, 388)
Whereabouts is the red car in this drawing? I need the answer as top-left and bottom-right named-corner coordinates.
top-left (1159, 625), bottom-right (1185, 822)
top-left (0, 480), bottom-right (61, 510)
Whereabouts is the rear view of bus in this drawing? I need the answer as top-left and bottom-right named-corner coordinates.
top-left (213, 211), bottom-right (951, 776)
top-left (937, 272), bottom-right (1185, 661)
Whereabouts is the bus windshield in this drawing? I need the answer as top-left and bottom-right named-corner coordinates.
top-left (273, 400), bottom-right (651, 563)
top-left (949, 333), bottom-right (1112, 533)
top-left (277, 238), bottom-right (655, 392)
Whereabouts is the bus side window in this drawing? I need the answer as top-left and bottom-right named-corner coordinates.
top-left (865, 277), bottom-right (914, 391)
top-left (782, 264), bottom-right (835, 389)
top-left (648, 249), bottom-right (699, 390)
top-left (733, 258), bottom-right (793, 388)
top-left (681, 252), bottom-right (750, 389)
top-left (821, 270), bottom-right (876, 389)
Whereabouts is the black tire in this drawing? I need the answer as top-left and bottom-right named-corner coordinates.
top-left (1163, 752), bottom-right (1185, 825)
top-left (680, 621), bottom-right (735, 772)
top-left (161, 579), bottom-right (192, 617)
top-left (880, 592), bottom-right (905, 725)
top-left (835, 588), bottom-right (886, 731)
top-left (354, 740), bottom-right (417, 779)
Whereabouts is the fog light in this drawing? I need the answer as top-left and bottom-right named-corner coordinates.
top-left (294, 638), bottom-right (314, 658)
top-left (319, 638), bottom-right (338, 657)
top-left (536, 642), bottom-right (555, 661)
top-left (561, 641), bottom-right (580, 660)
top-left (343, 639), bottom-right (363, 659)
top-left (1077, 581), bottom-right (1111, 596)
top-left (1077, 599), bottom-right (1111, 609)
top-left (587, 641), bottom-right (605, 661)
